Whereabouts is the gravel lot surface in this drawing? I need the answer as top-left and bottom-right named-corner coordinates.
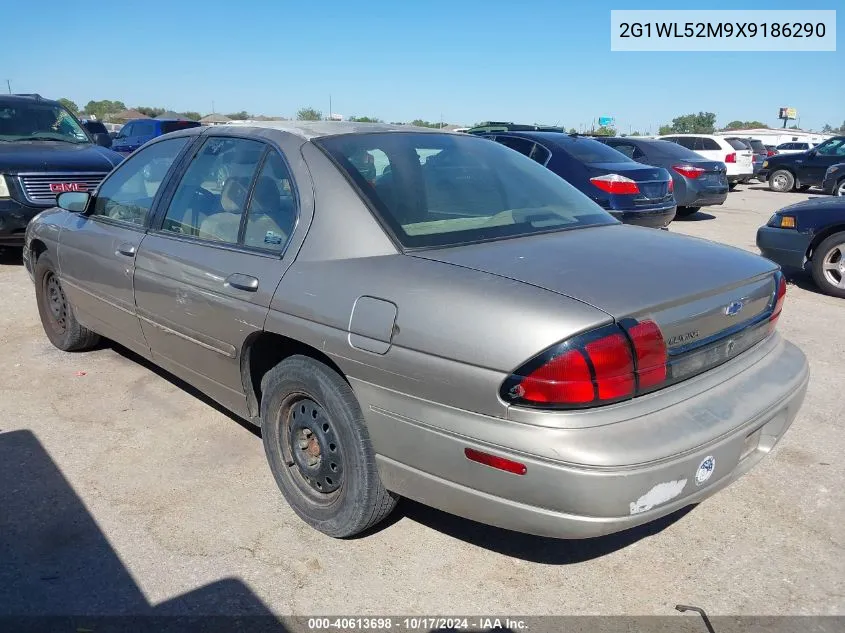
top-left (1, 184), bottom-right (842, 618)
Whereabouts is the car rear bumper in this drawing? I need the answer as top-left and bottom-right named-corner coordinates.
top-left (0, 198), bottom-right (44, 247)
top-left (357, 334), bottom-right (809, 539)
top-left (675, 182), bottom-right (728, 208)
top-left (608, 204), bottom-right (676, 228)
top-left (756, 225), bottom-right (812, 270)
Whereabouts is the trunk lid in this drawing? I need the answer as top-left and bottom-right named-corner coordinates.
top-left (412, 224), bottom-right (779, 356)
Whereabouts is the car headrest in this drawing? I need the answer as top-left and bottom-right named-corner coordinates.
top-left (220, 176), bottom-right (250, 213)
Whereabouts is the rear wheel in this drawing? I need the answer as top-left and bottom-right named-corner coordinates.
top-left (812, 232), bottom-right (845, 299)
top-left (834, 179), bottom-right (845, 197)
top-left (676, 207), bottom-right (700, 218)
top-left (769, 170), bottom-right (795, 192)
top-left (34, 253), bottom-right (100, 351)
top-left (260, 355), bottom-right (398, 537)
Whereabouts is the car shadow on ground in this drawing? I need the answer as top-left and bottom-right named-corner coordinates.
top-left (0, 429), bottom-right (290, 632)
top-left (675, 211), bottom-right (715, 222)
top-left (781, 268), bottom-right (835, 299)
top-left (103, 341), bottom-right (691, 565)
top-left (393, 499), bottom-right (693, 564)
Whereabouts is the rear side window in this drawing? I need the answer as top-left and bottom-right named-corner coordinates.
top-left (496, 136), bottom-right (535, 157)
top-left (726, 138), bottom-right (749, 150)
top-left (242, 151), bottom-right (297, 252)
top-left (161, 121), bottom-right (202, 134)
top-left (747, 140), bottom-right (765, 152)
top-left (316, 132), bottom-right (616, 249)
top-left (560, 138), bottom-right (632, 163)
top-left (664, 137), bottom-right (695, 150)
top-left (695, 138), bottom-right (721, 151)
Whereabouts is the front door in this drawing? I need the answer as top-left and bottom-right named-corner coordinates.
top-left (134, 136), bottom-right (300, 416)
top-left (58, 136), bottom-right (192, 357)
top-left (799, 137), bottom-right (845, 185)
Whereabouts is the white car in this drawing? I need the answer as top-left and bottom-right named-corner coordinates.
top-left (775, 141), bottom-right (816, 155)
top-left (659, 134), bottom-right (753, 188)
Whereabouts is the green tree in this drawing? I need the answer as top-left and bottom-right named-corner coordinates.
top-left (723, 120), bottom-right (767, 130)
top-left (660, 112), bottom-right (717, 134)
top-left (136, 106), bottom-right (165, 118)
top-left (822, 123), bottom-right (833, 133)
top-left (410, 119), bottom-right (446, 128)
top-left (84, 100), bottom-right (126, 120)
top-left (629, 131), bottom-right (641, 136)
top-left (593, 126), bottom-right (617, 137)
top-left (788, 124), bottom-right (799, 130)
top-left (180, 111), bottom-right (201, 121)
top-left (58, 98), bottom-right (79, 114)
top-left (225, 110), bottom-right (251, 120)
top-left (568, 127), bottom-right (578, 134)
top-left (347, 116), bottom-right (383, 123)
top-left (296, 107), bottom-right (322, 121)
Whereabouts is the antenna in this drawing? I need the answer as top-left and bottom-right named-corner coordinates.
top-left (6, 79), bottom-right (10, 94)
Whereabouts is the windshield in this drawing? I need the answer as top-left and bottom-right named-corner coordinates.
top-left (316, 132), bottom-right (616, 249)
top-left (0, 102), bottom-right (90, 144)
top-left (562, 137), bottom-right (633, 163)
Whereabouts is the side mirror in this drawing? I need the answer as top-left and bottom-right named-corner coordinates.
top-left (57, 191), bottom-right (91, 213)
top-left (93, 133), bottom-right (112, 148)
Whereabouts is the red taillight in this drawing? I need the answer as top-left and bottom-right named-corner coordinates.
top-left (627, 320), bottom-right (668, 388)
top-left (767, 150), bottom-right (776, 157)
top-left (725, 152), bottom-right (737, 163)
top-left (464, 448), bottom-right (527, 475)
top-left (585, 333), bottom-right (634, 399)
top-left (672, 164), bottom-right (706, 179)
top-left (503, 321), bottom-right (669, 408)
top-left (667, 178), bottom-right (674, 192)
top-left (590, 173), bottom-right (640, 195)
top-left (768, 273), bottom-right (787, 333)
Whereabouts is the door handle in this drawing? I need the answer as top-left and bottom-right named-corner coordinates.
top-left (116, 243), bottom-right (137, 257)
top-left (226, 273), bottom-right (259, 292)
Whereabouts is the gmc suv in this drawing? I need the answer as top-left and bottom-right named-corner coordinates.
top-left (0, 94), bottom-right (123, 248)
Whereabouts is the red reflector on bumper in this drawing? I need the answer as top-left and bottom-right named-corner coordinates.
top-left (464, 448), bottom-right (527, 475)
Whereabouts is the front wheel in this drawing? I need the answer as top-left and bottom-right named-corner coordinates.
top-left (769, 170), bottom-right (795, 192)
top-left (260, 355), bottom-right (398, 538)
top-left (675, 207), bottom-right (700, 218)
top-left (34, 252), bottom-right (100, 351)
top-left (811, 232), bottom-right (845, 299)
top-left (834, 179), bottom-right (845, 197)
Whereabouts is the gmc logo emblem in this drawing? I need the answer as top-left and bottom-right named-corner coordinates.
top-left (49, 183), bottom-right (88, 193)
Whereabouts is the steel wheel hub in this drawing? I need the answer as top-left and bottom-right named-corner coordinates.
top-left (46, 274), bottom-right (68, 333)
top-left (773, 174), bottom-right (788, 190)
top-left (822, 244), bottom-right (845, 289)
top-left (286, 398), bottom-right (343, 493)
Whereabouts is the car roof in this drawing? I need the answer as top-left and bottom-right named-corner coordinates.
top-left (0, 94), bottom-right (61, 106)
top-left (658, 133), bottom-right (720, 138)
top-left (221, 120), bottom-right (450, 140)
top-left (492, 130), bottom-right (604, 148)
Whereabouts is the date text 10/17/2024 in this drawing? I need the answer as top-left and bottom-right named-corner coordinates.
top-left (307, 617), bottom-right (529, 631)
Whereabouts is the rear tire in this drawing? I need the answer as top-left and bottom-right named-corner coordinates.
top-left (34, 252), bottom-right (100, 352)
top-left (675, 207), bottom-right (700, 218)
top-left (260, 355), bottom-right (398, 538)
top-left (836, 178), bottom-right (845, 197)
top-left (811, 232), bottom-right (845, 299)
top-left (769, 170), bottom-right (795, 192)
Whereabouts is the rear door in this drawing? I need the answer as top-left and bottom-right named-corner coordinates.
top-left (58, 136), bottom-right (192, 357)
top-left (133, 136), bottom-right (301, 417)
top-left (112, 122), bottom-right (134, 153)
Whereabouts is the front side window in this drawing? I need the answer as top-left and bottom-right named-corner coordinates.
top-left (92, 137), bottom-right (189, 224)
top-left (814, 138), bottom-right (845, 156)
top-left (161, 137), bottom-right (265, 243)
top-left (0, 101), bottom-right (89, 144)
top-left (317, 132), bottom-right (615, 249)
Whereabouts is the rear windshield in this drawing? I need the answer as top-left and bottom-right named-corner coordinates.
top-left (746, 139), bottom-right (765, 152)
top-left (316, 132), bottom-right (617, 249)
top-left (161, 120), bottom-right (201, 134)
top-left (560, 137), bottom-right (633, 164)
top-left (648, 139), bottom-right (708, 160)
top-left (726, 138), bottom-right (750, 150)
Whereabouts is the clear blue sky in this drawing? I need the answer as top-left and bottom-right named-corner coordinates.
top-left (5, 0), bottom-right (842, 131)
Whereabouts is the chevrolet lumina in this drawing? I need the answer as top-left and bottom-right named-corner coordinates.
top-left (24, 122), bottom-right (809, 539)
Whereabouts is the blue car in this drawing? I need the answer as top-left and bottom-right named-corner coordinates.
top-left (111, 119), bottom-right (201, 154)
top-left (481, 131), bottom-right (677, 228)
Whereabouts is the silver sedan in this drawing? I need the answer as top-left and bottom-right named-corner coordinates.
top-left (23, 122), bottom-right (809, 539)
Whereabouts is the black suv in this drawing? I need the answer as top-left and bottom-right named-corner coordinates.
top-left (0, 94), bottom-right (123, 247)
top-left (759, 136), bottom-right (845, 193)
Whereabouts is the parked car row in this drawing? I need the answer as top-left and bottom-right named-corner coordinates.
top-left (759, 136), bottom-right (845, 193)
